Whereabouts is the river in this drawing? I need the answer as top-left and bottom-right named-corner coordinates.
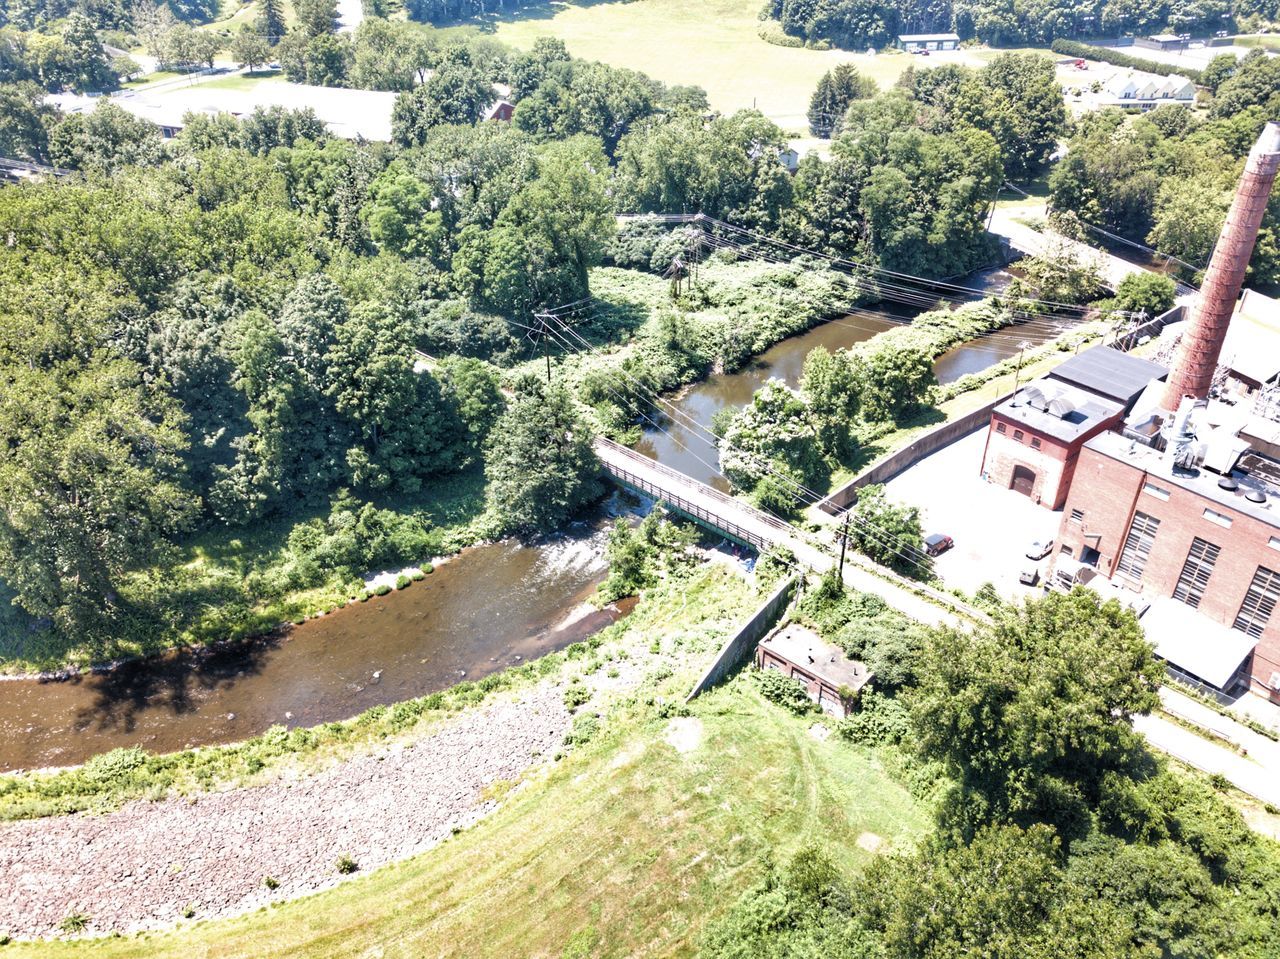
top-left (634, 265), bottom-right (1077, 490)
top-left (1, 265), bottom-right (1074, 772)
top-left (0, 517), bottom-right (631, 773)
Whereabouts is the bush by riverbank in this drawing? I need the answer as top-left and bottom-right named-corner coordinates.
top-left (516, 257), bottom-right (872, 443)
top-left (0, 468), bottom-right (491, 676)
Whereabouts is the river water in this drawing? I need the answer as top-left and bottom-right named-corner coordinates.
top-left (1, 263), bottom-right (1075, 773)
top-left (0, 519), bottom-right (629, 772)
top-left (633, 266), bottom-right (1077, 490)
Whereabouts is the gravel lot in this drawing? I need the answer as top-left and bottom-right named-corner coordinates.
top-left (0, 684), bottom-right (575, 939)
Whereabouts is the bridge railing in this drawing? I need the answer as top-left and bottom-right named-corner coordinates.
top-left (594, 437), bottom-right (795, 538)
top-left (603, 462), bottom-right (778, 552)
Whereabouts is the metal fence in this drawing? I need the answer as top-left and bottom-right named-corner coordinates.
top-left (594, 437), bottom-right (795, 541)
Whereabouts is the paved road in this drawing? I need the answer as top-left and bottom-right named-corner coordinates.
top-left (988, 205), bottom-right (1196, 300)
top-left (335, 0), bottom-right (363, 33)
top-left (1135, 686), bottom-right (1280, 807)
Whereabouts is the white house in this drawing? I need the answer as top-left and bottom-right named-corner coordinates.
top-left (1099, 71), bottom-right (1195, 110)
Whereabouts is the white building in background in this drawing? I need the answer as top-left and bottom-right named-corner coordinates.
top-left (1097, 70), bottom-right (1196, 110)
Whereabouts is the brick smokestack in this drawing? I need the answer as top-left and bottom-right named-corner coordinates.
top-left (1162, 121), bottom-right (1280, 411)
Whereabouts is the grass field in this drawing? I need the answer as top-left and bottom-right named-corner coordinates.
top-left (488, 0), bottom-right (985, 131)
top-left (11, 681), bottom-right (927, 957)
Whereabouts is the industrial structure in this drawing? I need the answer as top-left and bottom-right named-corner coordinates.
top-left (982, 123), bottom-right (1280, 700)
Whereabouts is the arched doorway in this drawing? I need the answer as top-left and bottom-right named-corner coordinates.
top-left (1011, 465), bottom-right (1036, 497)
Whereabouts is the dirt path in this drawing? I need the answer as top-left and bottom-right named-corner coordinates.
top-left (0, 684), bottom-right (572, 939)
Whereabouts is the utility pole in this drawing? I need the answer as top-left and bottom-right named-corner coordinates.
top-left (532, 310), bottom-right (556, 383)
top-left (837, 510), bottom-right (851, 578)
top-left (1012, 340), bottom-right (1030, 393)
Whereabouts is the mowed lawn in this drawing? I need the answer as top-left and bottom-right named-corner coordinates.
top-left (17, 681), bottom-right (928, 958)
top-left (490, 0), bottom-right (985, 130)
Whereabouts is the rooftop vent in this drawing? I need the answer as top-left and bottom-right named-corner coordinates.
top-left (1218, 477), bottom-right (1239, 491)
top-left (1048, 396), bottom-right (1077, 419)
top-left (1246, 489), bottom-right (1267, 504)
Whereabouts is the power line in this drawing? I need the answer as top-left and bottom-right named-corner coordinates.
top-left (535, 310), bottom-right (937, 573)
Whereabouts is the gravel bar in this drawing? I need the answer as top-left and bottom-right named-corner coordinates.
top-left (0, 684), bottom-right (572, 939)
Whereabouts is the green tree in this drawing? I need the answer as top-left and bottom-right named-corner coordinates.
top-left (349, 18), bottom-right (429, 91)
top-left (848, 483), bottom-right (925, 575)
top-left (953, 53), bottom-right (1066, 181)
top-left (435, 355), bottom-right (504, 451)
top-left (719, 378), bottom-right (825, 496)
top-left (0, 81), bottom-right (53, 162)
top-left (800, 346), bottom-right (859, 460)
top-left (60, 11), bottom-right (115, 91)
top-left (362, 163), bottom-right (441, 258)
top-left (854, 343), bottom-right (935, 422)
top-left (483, 374), bottom-right (601, 536)
top-left (230, 24), bottom-right (271, 71)
top-left (325, 302), bottom-right (464, 492)
top-left (0, 253), bottom-right (198, 632)
top-left (807, 63), bottom-right (877, 138)
top-left (1210, 49), bottom-right (1280, 119)
top-left (1112, 272), bottom-right (1176, 319)
top-left (47, 99), bottom-right (163, 173)
top-left (912, 588), bottom-right (1161, 839)
top-left (855, 824), bottom-right (1135, 959)
top-left (257, 0), bottom-right (286, 45)
top-left (390, 46), bottom-right (491, 146)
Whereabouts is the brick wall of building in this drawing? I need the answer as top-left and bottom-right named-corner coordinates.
top-left (980, 411), bottom-right (1122, 510)
top-left (1057, 445), bottom-right (1280, 698)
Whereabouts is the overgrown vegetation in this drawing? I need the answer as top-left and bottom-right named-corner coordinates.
top-left (1049, 86), bottom-right (1280, 290)
top-left (705, 580), bottom-right (1280, 958)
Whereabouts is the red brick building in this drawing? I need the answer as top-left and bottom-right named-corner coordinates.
top-left (1057, 427), bottom-right (1280, 699)
top-left (756, 624), bottom-right (871, 717)
top-left (981, 348), bottom-right (1167, 509)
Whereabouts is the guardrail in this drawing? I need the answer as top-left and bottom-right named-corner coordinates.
top-left (603, 462), bottom-right (778, 551)
top-left (594, 437), bottom-right (794, 538)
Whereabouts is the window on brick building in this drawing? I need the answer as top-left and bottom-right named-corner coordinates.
top-left (1203, 508), bottom-right (1232, 528)
top-left (1069, 509), bottom-right (1084, 525)
top-left (1030, 437), bottom-right (1041, 450)
top-left (1116, 511), bottom-right (1160, 580)
top-left (1143, 483), bottom-right (1171, 501)
top-left (1234, 567), bottom-right (1280, 639)
top-left (1172, 537), bottom-right (1219, 609)
top-left (1269, 536), bottom-right (1280, 552)
top-left (996, 422), bottom-right (1006, 434)
top-left (1013, 430), bottom-right (1024, 441)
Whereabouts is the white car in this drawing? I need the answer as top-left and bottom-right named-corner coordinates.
top-left (1026, 539), bottom-right (1053, 560)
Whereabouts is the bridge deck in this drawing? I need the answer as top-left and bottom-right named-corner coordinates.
top-left (594, 438), bottom-right (965, 628)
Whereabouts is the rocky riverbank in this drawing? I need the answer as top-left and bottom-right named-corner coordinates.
top-left (0, 682), bottom-right (576, 939)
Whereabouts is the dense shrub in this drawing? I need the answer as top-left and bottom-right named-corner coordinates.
top-left (1050, 40), bottom-right (1204, 84)
top-left (754, 668), bottom-right (813, 715)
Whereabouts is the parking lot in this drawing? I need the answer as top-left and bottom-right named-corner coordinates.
top-left (881, 428), bottom-right (1062, 600)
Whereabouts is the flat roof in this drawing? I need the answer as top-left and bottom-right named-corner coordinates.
top-left (898, 33), bottom-right (960, 41)
top-left (995, 380), bottom-right (1123, 444)
top-left (760, 623), bottom-right (870, 691)
top-left (1142, 597), bottom-right (1256, 689)
top-left (1046, 345), bottom-right (1167, 407)
top-left (1223, 290), bottom-right (1280, 385)
top-left (1086, 428), bottom-right (1280, 530)
top-left (52, 81), bottom-right (400, 141)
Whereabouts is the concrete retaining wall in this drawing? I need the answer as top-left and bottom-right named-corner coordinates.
top-left (686, 574), bottom-right (798, 701)
top-left (819, 302), bottom-right (1185, 514)
top-left (818, 397), bottom-right (1012, 514)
